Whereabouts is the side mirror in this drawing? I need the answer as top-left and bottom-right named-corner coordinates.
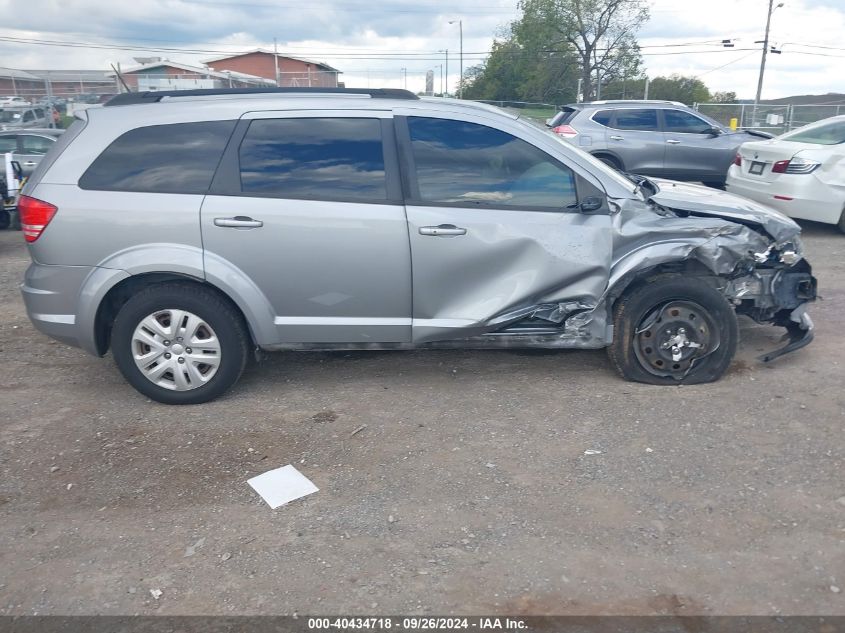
top-left (579, 196), bottom-right (604, 213)
top-left (10, 160), bottom-right (23, 181)
top-left (705, 126), bottom-right (722, 137)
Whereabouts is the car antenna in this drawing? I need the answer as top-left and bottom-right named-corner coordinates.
top-left (110, 64), bottom-right (133, 93)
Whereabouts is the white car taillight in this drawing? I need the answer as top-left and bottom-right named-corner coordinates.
top-left (771, 157), bottom-right (821, 174)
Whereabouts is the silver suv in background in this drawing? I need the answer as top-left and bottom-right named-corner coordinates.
top-left (547, 100), bottom-right (771, 188)
top-left (19, 88), bottom-right (815, 404)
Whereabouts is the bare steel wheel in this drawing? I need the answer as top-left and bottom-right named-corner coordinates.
top-left (633, 300), bottom-right (720, 379)
top-left (608, 275), bottom-right (738, 385)
top-left (132, 309), bottom-right (222, 391)
top-left (112, 282), bottom-right (249, 404)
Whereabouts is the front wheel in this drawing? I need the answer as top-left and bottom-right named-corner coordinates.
top-left (111, 283), bottom-right (249, 404)
top-left (608, 275), bottom-right (739, 385)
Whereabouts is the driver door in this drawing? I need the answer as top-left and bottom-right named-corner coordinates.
top-left (396, 113), bottom-right (613, 343)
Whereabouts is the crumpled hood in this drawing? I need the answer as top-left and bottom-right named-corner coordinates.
top-left (649, 179), bottom-right (801, 244)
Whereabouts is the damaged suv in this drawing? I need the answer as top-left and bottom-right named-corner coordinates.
top-left (19, 88), bottom-right (816, 404)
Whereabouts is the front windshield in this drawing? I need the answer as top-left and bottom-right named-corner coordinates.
top-left (0, 110), bottom-right (23, 123)
top-left (779, 118), bottom-right (845, 145)
top-left (515, 114), bottom-right (641, 196)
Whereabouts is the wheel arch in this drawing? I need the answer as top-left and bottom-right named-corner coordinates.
top-left (91, 271), bottom-right (274, 356)
top-left (590, 150), bottom-right (625, 170)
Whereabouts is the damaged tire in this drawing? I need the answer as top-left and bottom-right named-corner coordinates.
top-left (608, 275), bottom-right (739, 385)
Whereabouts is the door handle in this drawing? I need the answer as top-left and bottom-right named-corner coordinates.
top-left (609, 135), bottom-right (624, 141)
top-left (23, 161), bottom-right (37, 166)
top-left (419, 224), bottom-right (467, 237)
top-left (213, 216), bottom-right (263, 229)
top-left (666, 139), bottom-right (681, 144)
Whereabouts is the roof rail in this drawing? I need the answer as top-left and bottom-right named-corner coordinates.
top-left (104, 87), bottom-right (419, 107)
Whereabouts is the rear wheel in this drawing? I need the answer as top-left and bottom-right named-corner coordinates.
top-left (111, 283), bottom-right (249, 404)
top-left (594, 154), bottom-right (623, 171)
top-left (0, 209), bottom-right (9, 230)
top-left (608, 275), bottom-right (739, 385)
top-left (838, 207), bottom-right (845, 234)
top-left (702, 180), bottom-right (726, 190)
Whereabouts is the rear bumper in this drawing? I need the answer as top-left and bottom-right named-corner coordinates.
top-left (726, 168), bottom-right (844, 225)
top-left (21, 262), bottom-right (95, 353)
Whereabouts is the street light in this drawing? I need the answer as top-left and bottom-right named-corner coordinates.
top-left (448, 20), bottom-right (463, 99)
top-left (754, 1), bottom-right (784, 106)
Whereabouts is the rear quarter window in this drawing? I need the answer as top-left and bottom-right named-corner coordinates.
top-left (79, 121), bottom-right (236, 194)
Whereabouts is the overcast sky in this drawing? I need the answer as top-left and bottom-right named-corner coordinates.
top-left (1, 0), bottom-right (844, 100)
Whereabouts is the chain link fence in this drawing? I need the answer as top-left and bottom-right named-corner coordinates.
top-left (694, 102), bottom-right (844, 136)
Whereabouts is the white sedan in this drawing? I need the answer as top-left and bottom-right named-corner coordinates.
top-left (726, 115), bottom-right (845, 232)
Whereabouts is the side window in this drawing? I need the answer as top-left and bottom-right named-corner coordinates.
top-left (21, 135), bottom-right (54, 154)
top-left (407, 117), bottom-right (577, 209)
top-left (35, 108), bottom-right (45, 119)
top-left (663, 110), bottom-right (713, 134)
top-left (238, 118), bottom-right (386, 200)
top-left (0, 136), bottom-right (17, 153)
top-left (592, 110), bottom-right (613, 127)
top-left (23, 110), bottom-right (34, 123)
top-left (79, 121), bottom-right (235, 193)
top-left (611, 109), bottom-right (658, 131)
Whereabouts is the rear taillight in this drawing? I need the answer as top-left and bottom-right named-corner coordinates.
top-left (733, 153), bottom-right (742, 166)
top-left (552, 124), bottom-right (578, 138)
top-left (18, 195), bottom-right (57, 242)
top-left (771, 157), bottom-right (820, 174)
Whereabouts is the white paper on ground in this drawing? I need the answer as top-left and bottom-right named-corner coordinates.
top-left (247, 465), bottom-right (319, 509)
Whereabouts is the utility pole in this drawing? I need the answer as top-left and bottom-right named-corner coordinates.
top-left (449, 21), bottom-right (463, 98)
top-left (401, 68), bottom-right (407, 89)
top-left (643, 76), bottom-right (649, 100)
top-left (755, 1), bottom-right (783, 107)
top-left (274, 38), bottom-right (280, 86)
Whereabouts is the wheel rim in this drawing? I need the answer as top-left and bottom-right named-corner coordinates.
top-left (131, 309), bottom-right (221, 391)
top-left (633, 300), bottom-right (720, 379)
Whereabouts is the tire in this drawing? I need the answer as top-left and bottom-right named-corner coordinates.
top-left (595, 154), bottom-right (623, 171)
top-left (838, 207), bottom-right (845, 235)
top-left (111, 282), bottom-right (250, 404)
top-left (702, 180), bottom-right (726, 190)
top-left (607, 275), bottom-right (739, 385)
top-left (0, 209), bottom-right (10, 231)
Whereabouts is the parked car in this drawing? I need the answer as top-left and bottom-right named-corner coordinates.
top-left (0, 106), bottom-right (50, 130)
top-left (0, 96), bottom-right (31, 107)
top-left (0, 128), bottom-right (64, 178)
top-left (726, 115), bottom-right (845, 232)
top-left (18, 88), bottom-right (816, 404)
top-left (546, 100), bottom-right (772, 188)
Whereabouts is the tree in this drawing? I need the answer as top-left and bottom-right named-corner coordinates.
top-left (647, 74), bottom-right (711, 105)
top-left (712, 91), bottom-right (737, 103)
top-left (461, 23), bottom-right (580, 103)
top-left (517, 0), bottom-right (649, 101)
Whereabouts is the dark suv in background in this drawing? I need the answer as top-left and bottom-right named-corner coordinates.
top-left (547, 100), bottom-right (771, 188)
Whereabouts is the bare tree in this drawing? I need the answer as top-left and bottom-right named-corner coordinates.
top-left (519, 0), bottom-right (649, 101)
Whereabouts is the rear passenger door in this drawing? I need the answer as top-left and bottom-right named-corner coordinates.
top-left (605, 108), bottom-right (665, 175)
top-left (202, 111), bottom-right (412, 344)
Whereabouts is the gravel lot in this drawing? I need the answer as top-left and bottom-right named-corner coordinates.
top-left (0, 224), bottom-right (843, 616)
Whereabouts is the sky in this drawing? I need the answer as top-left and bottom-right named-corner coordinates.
top-left (0, 0), bottom-right (844, 100)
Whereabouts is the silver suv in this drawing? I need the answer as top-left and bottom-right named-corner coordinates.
top-left (547, 100), bottom-right (771, 187)
top-left (20, 88), bottom-right (816, 404)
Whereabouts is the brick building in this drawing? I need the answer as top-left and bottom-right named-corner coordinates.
top-left (205, 50), bottom-right (341, 88)
top-left (117, 60), bottom-right (274, 91)
top-left (0, 68), bottom-right (45, 98)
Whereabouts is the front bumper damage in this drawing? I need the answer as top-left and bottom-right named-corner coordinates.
top-left (758, 305), bottom-right (814, 363)
top-left (722, 260), bottom-right (817, 363)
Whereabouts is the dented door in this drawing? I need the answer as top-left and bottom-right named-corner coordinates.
top-left (398, 114), bottom-right (613, 344)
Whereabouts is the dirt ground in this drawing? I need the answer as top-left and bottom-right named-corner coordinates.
top-left (0, 224), bottom-right (843, 617)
